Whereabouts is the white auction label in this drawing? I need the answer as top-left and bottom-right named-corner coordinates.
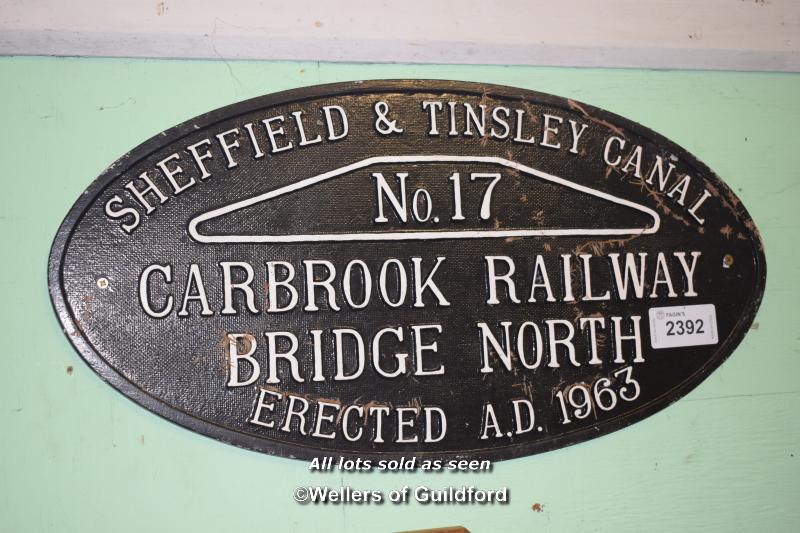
top-left (648, 304), bottom-right (719, 349)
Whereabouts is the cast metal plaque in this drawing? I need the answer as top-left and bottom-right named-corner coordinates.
top-left (49, 81), bottom-right (766, 460)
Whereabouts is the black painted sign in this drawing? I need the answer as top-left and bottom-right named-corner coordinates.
top-left (49, 81), bottom-right (766, 460)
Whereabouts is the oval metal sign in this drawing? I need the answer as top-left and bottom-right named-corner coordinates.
top-left (49, 81), bottom-right (766, 460)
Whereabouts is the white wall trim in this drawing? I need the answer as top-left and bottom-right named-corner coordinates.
top-left (1, 1), bottom-right (798, 72)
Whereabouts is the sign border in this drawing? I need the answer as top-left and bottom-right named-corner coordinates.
top-left (48, 80), bottom-right (767, 461)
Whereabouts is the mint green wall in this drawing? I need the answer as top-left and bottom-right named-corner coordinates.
top-left (1, 56), bottom-right (797, 533)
